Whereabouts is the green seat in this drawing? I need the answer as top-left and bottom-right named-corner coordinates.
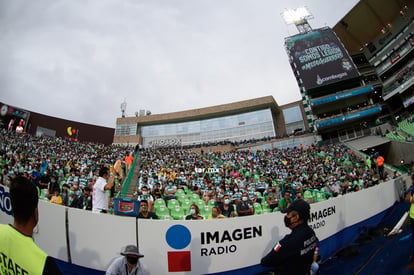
top-left (253, 202), bottom-right (263, 215)
top-left (155, 205), bottom-right (170, 219)
top-left (154, 198), bottom-right (166, 208)
top-left (170, 205), bottom-right (185, 220)
top-left (167, 199), bottom-right (179, 210)
top-left (315, 192), bottom-right (326, 202)
top-left (208, 199), bottom-right (217, 207)
top-left (181, 198), bottom-right (192, 214)
top-left (201, 205), bottom-right (211, 217)
top-left (177, 193), bottom-right (187, 203)
top-left (196, 199), bottom-right (205, 209)
top-left (191, 193), bottom-right (200, 201)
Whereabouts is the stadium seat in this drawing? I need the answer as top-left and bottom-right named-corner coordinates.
top-left (167, 199), bottom-right (179, 210)
top-left (190, 193), bottom-right (200, 203)
top-left (155, 205), bottom-right (170, 219)
top-left (304, 190), bottom-right (315, 203)
top-left (154, 198), bottom-right (166, 208)
top-left (177, 193), bottom-right (187, 204)
top-left (201, 205), bottom-right (211, 217)
top-left (208, 199), bottom-right (217, 207)
top-left (254, 202), bottom-right (263, 215)
top-left (315, 191), bottom-right (326, 202)
top-left (181, 198), bottom-right (192, 214)
top-left (170, 205), bottom-right (185, 220)
top-left (196, 199), bottom-right (205, 209)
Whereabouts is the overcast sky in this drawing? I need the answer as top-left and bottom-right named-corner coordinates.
top-left (0, 0), bottom-right (359, 128)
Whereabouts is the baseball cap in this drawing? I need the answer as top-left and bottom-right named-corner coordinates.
top-left (120, 245), bottom-right (144, 258)
top-left (284, 199), bottom-right (310, 221)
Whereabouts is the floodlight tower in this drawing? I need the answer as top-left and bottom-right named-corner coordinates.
top-left (281, 7), bottom-right (314, 34)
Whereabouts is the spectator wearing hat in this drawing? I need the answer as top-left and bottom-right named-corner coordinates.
top-left (260, 199), bottom-right (318, 274)
top-left (106, 245), bottom-right (149, 275)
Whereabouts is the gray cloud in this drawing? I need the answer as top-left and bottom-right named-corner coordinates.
top-left (0, 0), bottom-right (358, 127)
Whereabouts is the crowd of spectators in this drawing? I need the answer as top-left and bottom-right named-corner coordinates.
top-left (0, 128), bottom-right (394, 220)
top-left (0, 129), bottom-right (132, 210)
top-left (134, 142), bottom-right (393, 219)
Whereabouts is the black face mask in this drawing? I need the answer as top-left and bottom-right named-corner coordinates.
top-left (127, 256), bottom-right (139, 265)
top-left (284, 215), bottom-right (292, 227)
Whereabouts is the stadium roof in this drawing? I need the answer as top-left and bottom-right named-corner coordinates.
top-left (117, 95), bottom-right (282, 126)
top-left (333, 0), bottom-right (408, 53)
top-left (344, 135), bottom-right (391, 151)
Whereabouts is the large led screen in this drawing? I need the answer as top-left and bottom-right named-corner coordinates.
top-left (285, 27), bottom-right (360, 91)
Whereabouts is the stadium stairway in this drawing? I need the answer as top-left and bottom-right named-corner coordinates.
top-left (110, 155), bottom-right (141, 207)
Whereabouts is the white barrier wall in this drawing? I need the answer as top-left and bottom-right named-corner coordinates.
top-left (0, 179), bottom-right (401, 273)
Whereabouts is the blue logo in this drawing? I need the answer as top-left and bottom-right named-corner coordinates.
top-left (0, 185), bottom-right (13, 216)
top-left (166, 225), bottom-right (191, 249)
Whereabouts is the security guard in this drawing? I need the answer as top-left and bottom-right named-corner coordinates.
top-left (261, 199), bottom-right (318, 275)
top-left (0, 176), bottom-right (61, 274)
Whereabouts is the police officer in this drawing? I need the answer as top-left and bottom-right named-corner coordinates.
top-left (260, 199), bottom-right (318, 275)
top-left (0, 176), bottom-right (61, 274)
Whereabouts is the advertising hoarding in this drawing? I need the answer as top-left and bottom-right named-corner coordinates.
top-left (285, 27), bottom-right (360, 91)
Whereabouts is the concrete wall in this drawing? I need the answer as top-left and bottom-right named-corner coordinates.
top-left (387, 140), bottom-right (414, 167)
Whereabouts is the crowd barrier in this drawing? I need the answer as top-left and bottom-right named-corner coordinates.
top-left (0, 175), bottom-right (408, 274)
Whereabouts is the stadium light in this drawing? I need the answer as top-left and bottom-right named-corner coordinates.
top-left (282, 7), bottom-right (312, 25)
top-left (281, 7), bottom-right (314, 34)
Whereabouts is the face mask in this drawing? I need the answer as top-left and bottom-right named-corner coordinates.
top-left (142, 191), bottom-right (147, 195)
top-left (242, 196), bottom-right (248, 202)
top-left (190, 209), bottom-right (196, 215)
top-left (224, 199), bottom-right (230, 205)
top-left (234, 188), bottom-right (238, 192)
top-left (126, 256), bottom-right (139, 265)
top-left (284, 215), bottom-right (292, 227)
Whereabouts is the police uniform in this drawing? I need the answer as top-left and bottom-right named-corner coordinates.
top-left (261, 199), bottom-right (318, 275)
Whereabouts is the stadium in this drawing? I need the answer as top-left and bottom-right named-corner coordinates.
top-left (1, 0), bottom-right (414, 274)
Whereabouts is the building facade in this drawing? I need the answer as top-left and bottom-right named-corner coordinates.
top-left (113, 96), bottom-right (287, 147)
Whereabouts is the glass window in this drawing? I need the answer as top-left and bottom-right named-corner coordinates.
top-left (115, 123), bottom-right (138, 136)
top-left (139, 109), bottom-right (276, 147)
top-left (283, 105), bottom-right (303, 124)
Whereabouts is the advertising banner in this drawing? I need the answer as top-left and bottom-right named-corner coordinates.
top-left (0, 179), bottom-right (399, 274)
top-left (285, 27), bottom-right (360, 91)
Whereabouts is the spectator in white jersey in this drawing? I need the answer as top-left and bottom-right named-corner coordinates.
top-left (92, 166), bottom-right (119, 213)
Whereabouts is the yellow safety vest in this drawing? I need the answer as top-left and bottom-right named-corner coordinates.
top-left (410, 201), bottom-right (414, 219)
top-left (0, 224), bottom-right (47, 275)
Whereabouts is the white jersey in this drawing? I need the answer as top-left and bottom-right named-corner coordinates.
top-left (93, 176), bottom-right (108, 212)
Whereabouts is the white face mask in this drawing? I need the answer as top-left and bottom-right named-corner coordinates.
top-left (190, 209), bottom-right (196, 215)
top-left (224, 199), bottom-right (230, 205)
top-left (242, 196), bottom-right (248, 202)
top-left (142, 191), bottom-right (147, 195)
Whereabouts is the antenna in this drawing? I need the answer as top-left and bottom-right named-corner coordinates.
top-left (121, 98), bottom-right (127, 118)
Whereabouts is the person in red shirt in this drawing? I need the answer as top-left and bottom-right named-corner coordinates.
top-left (377, 155), bottom-right (385, 180)
top-left (125, 153), bottom-right (134, 176)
